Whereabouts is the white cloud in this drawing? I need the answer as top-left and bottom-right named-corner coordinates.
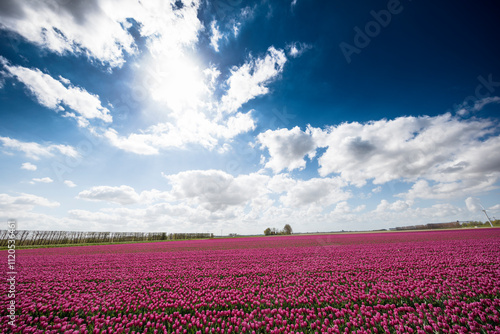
top-left (472, 96), bottom-right (500, 112)
top-left (375, 199), bottom-right (410, 212)
top-left (105, 110), bottom-right (255, 153)
top-left (227, 5), bottom-right (256, 38)
top-left (77, 185), bottom-right (172, 206)
top-left (267, 173), bottom-right (297, 193)
top-left (136, 0), bottom-right (202, 56)
top-left (457, 96), bottom-right (500, 116)
top-left (58, 75), bottom-right (71, 85)
top-left (0, 0), bottom-right (208, 69)
top-left (220, 46), bottom-right (287, 114)
top-left (31, 177), bottom-right (54, 184)
top-left (209, 20), bottom-right (223, 52)
top-left (0, 136), bottom-right (79, 160)
top-left (399, 178), bottom-right (497, 200)
top-left (2, 62), bottom-right (112, 126)
top-left (78, 185), bottom-right (141, 205)
top-left (165, 169), bottom-right (269, 212)
top-left (316, 114), bottom-right (500, 192)
top-left (104, 129), bottom-right (160, 155)
top-left (465, 197), bottom-right (482, 212)
top-left (332, 201), bottom-right (365, 214)
top-left (0, 0), bottom-right (137, 67)
top-left (0, 193), bottom-right (60, 211)
top-left (259, 114), bottom-right (500, 200)
top-left (64, 180), bottom-right (77, 188)
top-left (277, 176), bottom-right (350, 208)
top-left (65, 201), bottom-right (216, 232)
top-left (257, 126), bottom-right (317, 173)
top-left (21, 162), bottom-right (37, 171)
top-left (287, 42), bottom-right (312, 58)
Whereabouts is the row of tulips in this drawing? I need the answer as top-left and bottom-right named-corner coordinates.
top-left (1, 228), bottom-right (499, 333)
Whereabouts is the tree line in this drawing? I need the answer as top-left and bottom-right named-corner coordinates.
top-left (264, 224), bottom-right (293, 236)
top-left (392, 220), bottom-right (500, 231)
top-left (0, 230), bottom-right (214, 247)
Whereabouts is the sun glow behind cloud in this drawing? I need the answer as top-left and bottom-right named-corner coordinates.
top-left (141, 53), bottom-right (209, 114)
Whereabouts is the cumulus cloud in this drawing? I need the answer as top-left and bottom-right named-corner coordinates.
top-left (465, 197), bottom-right (482, 212)
top-left (66, 200), bottom-right (228, 232)
top-left (1, 61), bottom-right (112, 126)
top-left (104, 110), bottom-right (255, 153)
top-left (104, 129), bottom-right (160, 155)
top-left (399, 178), bottom-right (497, 200)
top-left (57, 196), bottom-right (464, 234)
top-left (257, 126), bottom-right (317, 173)
top-left (77, 185), bottom-right (172, 206)
top-left (0, 0), bottom-right (138, 67)
top-left (21, 162), bottom-right (37, 171)
top-left (277, 176), bottom-right (350, 208)
top-left (31, 177), bottom-right (54, 184)
top-left (375, 199), bottom-right (410, 212)
top-left (259, 114), bottom-right (500, 200)
top-left (0, 136), bottom-right (79, 160)
top-left (220, 46), bottom-right (287, 114)
top-left (333, 201), bottom-right (365, 214)
top-left (165, 169), bottom-right (269, 212)
top-left (64, 180), bottom-right (77, 188)
top-left (317, 114), bottom-right (446, 184)
top-left (327, 115), bottom-right (499, 188)
top-left (78, 185), bottom-right (141, 205)
top-left (0, 193), bottom-right (60, 210)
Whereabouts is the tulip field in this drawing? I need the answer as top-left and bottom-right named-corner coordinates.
top-left (1, 228), bottom-right (500, 333)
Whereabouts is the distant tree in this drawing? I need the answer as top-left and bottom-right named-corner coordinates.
top-left (264, 228), bottom-right (272, 236)
top-left (283, 224), bottom-right (293, 235)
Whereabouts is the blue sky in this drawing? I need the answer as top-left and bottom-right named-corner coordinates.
top-left (1, 0), bottom-right (499, 234)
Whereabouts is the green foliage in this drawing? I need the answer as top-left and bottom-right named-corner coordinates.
top-left (461, 221), bottom-right (489, 228)
top-left (264, 224), bottom-right (293, 236)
